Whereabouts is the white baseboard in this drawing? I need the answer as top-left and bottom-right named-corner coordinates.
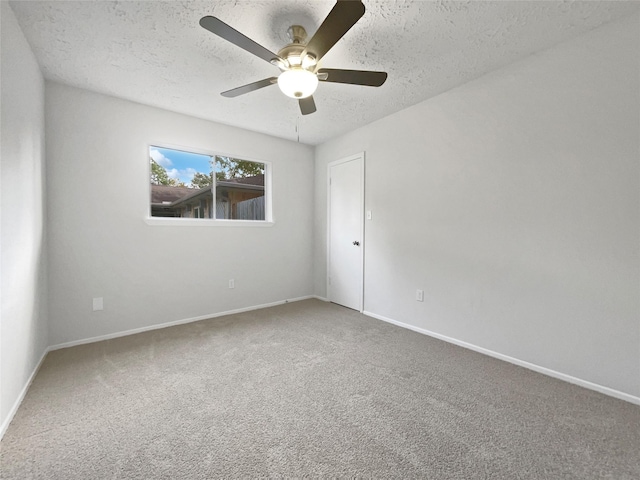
top-left (0, 347), bottom-right (50, 440)
top-left (363, 310), bottom-right (640, 406)
top-left (10, 298), bottom-right (631, 444)
top-left (49, 295), bottom-right (317, 351)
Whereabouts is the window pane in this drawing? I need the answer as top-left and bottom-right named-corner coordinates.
top-left (149, 146), bottom-right (214, 218)
top-left (215, 156), bottom-right (265, 221)
top-left (149, 146), bottom-right (266, 221)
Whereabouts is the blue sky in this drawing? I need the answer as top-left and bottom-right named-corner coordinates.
top-left (150, 146), bottom-right (212, 186)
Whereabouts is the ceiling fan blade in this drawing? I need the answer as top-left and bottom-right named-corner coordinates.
top-left (221, 77), bottom-right (278, 98)
top-left (200, 16), bottom-right (282, 65)
top-left (299, 96), bottom-right (317, 115)
top-left (302, 1), bottom-right (365, 62)
top-left (317, 68), bottom-right (387, 87)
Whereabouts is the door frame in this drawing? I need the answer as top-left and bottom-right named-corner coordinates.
top-left (327, 152), bottom-right (365, 312)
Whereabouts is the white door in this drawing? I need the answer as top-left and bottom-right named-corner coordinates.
top-left (328, 154), bottom-right (364, 311)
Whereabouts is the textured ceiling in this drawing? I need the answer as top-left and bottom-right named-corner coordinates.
top-left (9, 0), bottom-right (639, 145)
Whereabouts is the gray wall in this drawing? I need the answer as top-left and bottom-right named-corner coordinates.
top-left (46, 83), bottom-right (315, 346)
top-left (314, 15), bottom-right (639, 397)
top-left (1, 2), bottom-right (49, 433)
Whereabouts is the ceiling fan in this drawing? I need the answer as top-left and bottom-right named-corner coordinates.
top-left (199, 0), bottom-right (388, 115)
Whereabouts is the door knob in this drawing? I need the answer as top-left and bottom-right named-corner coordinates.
top-left (353, 241), bottom-right (360, 246)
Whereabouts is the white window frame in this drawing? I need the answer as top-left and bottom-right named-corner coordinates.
top-left (145, 143), bottom-right (273, 227)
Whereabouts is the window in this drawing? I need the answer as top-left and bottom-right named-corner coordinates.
top-left (149, 145), bottom-right (269, 222)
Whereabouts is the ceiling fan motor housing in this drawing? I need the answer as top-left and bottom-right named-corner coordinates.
top-left (278, 43), bottom-right (306, 66)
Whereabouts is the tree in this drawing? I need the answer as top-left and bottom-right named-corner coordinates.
top-left (186, 156), bottom-right (264, 189)
top-left (191, 171), bottom-right (214, 189)
top-left (150, 158), bottom-right (171, 185)
top-left (215, 156), bottom-right (263, 180)
top-left (150, 158), bottom-right (185, 186)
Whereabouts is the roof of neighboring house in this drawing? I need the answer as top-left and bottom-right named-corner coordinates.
top-left (170, 186), bottom-right (211, 206)
top-left (216, 181), bottom-right (263, 191)
top-left (225, 174), bottom-right (264, 186)
top-left (150, 184), bottom-right (195, 204)
top-left (151, 178), bottom-right (265, 208)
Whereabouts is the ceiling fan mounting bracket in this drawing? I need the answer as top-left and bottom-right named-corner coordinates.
top-left (287, 25), bottom-right (308, 44)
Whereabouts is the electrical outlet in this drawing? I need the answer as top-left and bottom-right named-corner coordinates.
top-left (92, 297), bottom-right (104, 311)
top-left (416, 289), bottom-right (424, 302)
top-left (229, 279), bottom-right (235, 289)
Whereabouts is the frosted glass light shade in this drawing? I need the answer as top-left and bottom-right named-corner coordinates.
top-left (277, 68), bottom-right (318, 99)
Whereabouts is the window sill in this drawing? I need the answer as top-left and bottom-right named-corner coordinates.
top-left (144, 217), bottom-right (274, 227)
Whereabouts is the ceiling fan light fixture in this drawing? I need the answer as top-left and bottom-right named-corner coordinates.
top-left (301, 54), bottom-right (317, 69)
top-left (277, 68), bottom-right (318, 99)
top-left (270, 57), bottom-right (289, 70)
top-left (287, 54), bottom-right (301, 66)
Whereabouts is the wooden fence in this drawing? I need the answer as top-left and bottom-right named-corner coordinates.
top-left (216, 196), bottom-right (264, 220)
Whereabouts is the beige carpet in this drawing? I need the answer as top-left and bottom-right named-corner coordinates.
top-left (1, 299), bottom-right (639, 478)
